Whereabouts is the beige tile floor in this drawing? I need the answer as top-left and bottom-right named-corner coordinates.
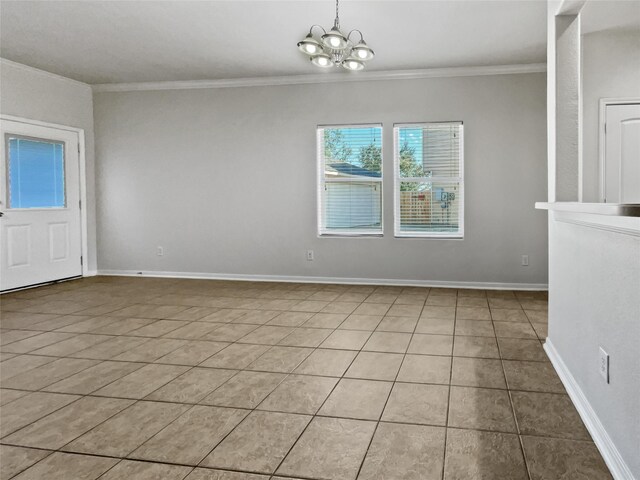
top-left (0, 277), bottom-right (612, 480)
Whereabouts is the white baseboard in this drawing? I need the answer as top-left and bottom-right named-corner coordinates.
top-left (544, 339), bottom-right (635, 480)
top-left (96, 269), bottom-right (548, 291)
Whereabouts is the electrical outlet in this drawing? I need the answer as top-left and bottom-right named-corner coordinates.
top-left (306, 250), bottom-right (314, 261)
top-left (521, 255), bottom-right (529, 266)
top-left (599, 347), bottom-right (609, 383)
top-left (157, 246), bottom-right (164, 256)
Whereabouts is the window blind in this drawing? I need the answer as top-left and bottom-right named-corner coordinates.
top-left (317, 125), bottom-right (383, 235)
top-left (394, 122), bottom-right (464, 237)
top-left (7, 136), bottom-right (66, 209)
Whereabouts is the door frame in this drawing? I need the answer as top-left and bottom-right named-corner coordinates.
top-left (1, 114), bottom-right (90, 278)
top-left (598, 98), bottom-right (640, 202)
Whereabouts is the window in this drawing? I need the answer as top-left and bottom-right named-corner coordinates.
top-left (6, 135), bottom-right (66, 209)
top-left (394, 122), bottom-right (463, 237)
top-left (317, 125), bottom-right (383, 235)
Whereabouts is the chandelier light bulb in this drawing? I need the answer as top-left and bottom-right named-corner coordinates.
top-left (352, 41), bottom-right (374, 61)
top-left (322, 27), bottom-right (348, 50)
top-left (306, 44), bottom-right (321, 54)
top-left (297, 34), bottom-right (322, 55)
top-left (342, 58), bottom-right (364, 71)
top-left (296, 0), bottom-right (374, 71)
top-left (311, 54), bottom-right (333, 68)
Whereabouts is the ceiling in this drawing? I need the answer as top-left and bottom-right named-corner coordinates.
top-left (0, 0), bottom-right (548, 85)
top-left (580, 0), bottom-right (640, 34)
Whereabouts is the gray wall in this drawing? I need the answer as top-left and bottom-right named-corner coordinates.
top-left (94, 73), bottom-right (548, 287)
top-left (549, 214), bottom-right (640, 477)
top-left (0, 60), bottom-right (98, 272)
top-left (581, 29), bottom-right (640, 202)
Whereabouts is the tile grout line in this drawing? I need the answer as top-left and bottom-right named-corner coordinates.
top-left (266, 302), bottom-right (381, 479)
top-left (3, 328), bottom-right (254, 470)
top-left (440, 288), bottom-right (463, 480)
top-left (2, 447), bottom-right (56, 480)
top-left (94, 459), bottom-right (195, 480)
top-left (0, 423), bottom-right (601, 459)
top-left (2, 281), bottom-right (561, 480)
top-left (352, 288), bottom-right (431, 480)
top-left (127, 292), bottom-right (374, 476)
top-left (0, 391), bottom-right (137, 469)
top-left (0, 287), bottom-right (282, 475)
top-left (494, 294), bottom-right (533, 480)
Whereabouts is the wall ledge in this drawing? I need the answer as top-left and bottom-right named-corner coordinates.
top-left (545, 339), bottom-right (636, 480)
top-left (96, 270), bottom-right (548, 291)
top-left (551, 211), bottom-right (640, 237)
top-left (536, 202), bottom-right (640, 217)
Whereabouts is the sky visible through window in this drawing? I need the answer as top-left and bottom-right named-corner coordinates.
top-left (339, 127), bottom-right (423, 166)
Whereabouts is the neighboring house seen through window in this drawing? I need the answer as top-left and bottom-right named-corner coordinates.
top-left (317, 125), bottom-right (383, 235)
top-left (394, 122), bottom-right (464, 238)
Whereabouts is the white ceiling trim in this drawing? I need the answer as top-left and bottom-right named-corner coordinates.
top-left (91, 63), bottom-right (547, 93)
top-left (0, 58), bottom-right (91, 90)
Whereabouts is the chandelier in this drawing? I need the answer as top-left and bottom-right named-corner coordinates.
top-left (297, 0), bottom-right (375, 71)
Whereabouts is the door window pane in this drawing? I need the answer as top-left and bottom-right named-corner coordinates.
top-left (6, 136), bottom-right (65, 208)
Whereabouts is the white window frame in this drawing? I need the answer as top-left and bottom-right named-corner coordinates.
top-left (317, 123), bottom-right (384, 237)
top-left (393, 122), bottom-right (464, 239)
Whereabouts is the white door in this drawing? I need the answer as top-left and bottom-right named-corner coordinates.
top-left (0, 119), bottom-right (82, 291)
top-left (604, 103), bottom-right (640, 203)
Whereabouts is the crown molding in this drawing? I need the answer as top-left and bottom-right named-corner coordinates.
top-left (0, 58), bottom-right (91, 90)
top-left (91, 63), bottom-right (547, 93)
top-left (0, 58), bottom-right (546, 93)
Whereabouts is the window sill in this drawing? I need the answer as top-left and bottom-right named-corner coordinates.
top-left (394, 234), bottom-right (464, 239)
top-left (318, 232), bottom-right (384, 238)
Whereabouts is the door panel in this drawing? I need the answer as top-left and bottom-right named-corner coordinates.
top-left (7, 225), bottom-right (31, 267)
top-left (49, 222), bottom-right (70, 262)
top-left (604, 104), bottom-right (640, 203)
top-left (1, 119), bottom-right (82, 291)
